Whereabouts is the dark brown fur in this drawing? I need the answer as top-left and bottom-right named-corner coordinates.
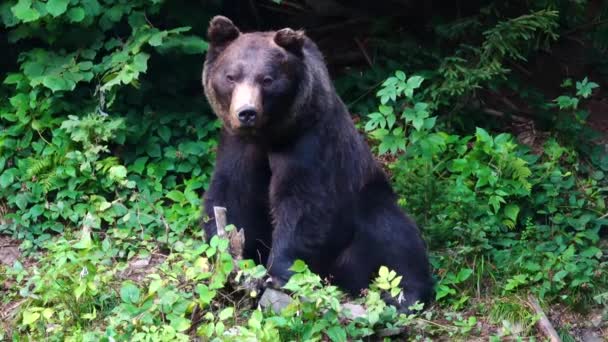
top-left (202, 16), bottom-right (433, 311)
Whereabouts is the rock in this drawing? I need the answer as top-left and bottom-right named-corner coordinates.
top-left (0, 246), bottom-right (20, 266)
top-left (581, 330), bottom-right (603, 342)
top-left (259, 288), bottom-right (293, 313)
top-left (342, 303), bottom-right (367, 319)
top-left (589, 311), bottom-right (604, 328)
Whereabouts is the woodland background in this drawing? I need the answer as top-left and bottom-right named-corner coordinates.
top-left (0, 0), bottom-right (607, 340)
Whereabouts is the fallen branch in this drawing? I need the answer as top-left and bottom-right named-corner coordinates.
top-left (528, 294), bottom-right (561, 342)
top-left (213, 206), bottom-right (228, 238)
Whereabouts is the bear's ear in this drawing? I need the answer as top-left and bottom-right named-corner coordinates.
top-left (207, 16), bottom-right (240, 47)
top-left (274, 28), bottom-right (305, 56)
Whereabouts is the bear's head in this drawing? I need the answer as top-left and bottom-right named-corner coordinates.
top-left (203, 16), bottom-right (317, 138)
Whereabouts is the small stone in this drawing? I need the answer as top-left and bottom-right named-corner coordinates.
top-left (259, 288), bottom-right (293, 313)
top-left (129, 257), bottom-right (151, 269)
top-left (581, 330), bottom-right (603, 342)
top-left (341, 303), bottom-right (367, 319)
top-left (590, 312), bottom-right (603, 328)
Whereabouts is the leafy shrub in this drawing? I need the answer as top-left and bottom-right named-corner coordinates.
top-left (364, 70), bottom-right (606, 307)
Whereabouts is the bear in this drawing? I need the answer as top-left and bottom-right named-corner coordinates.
top-left (201, 16), bottom-right (433, 311)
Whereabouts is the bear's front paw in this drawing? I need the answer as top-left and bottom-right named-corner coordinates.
top-left (264, 275), bottom-right (288, 290)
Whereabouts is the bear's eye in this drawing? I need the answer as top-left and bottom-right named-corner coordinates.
top-left (226, 74), bottom-right (235, 83)
top-left (262, 76), bottom-right (274, 86)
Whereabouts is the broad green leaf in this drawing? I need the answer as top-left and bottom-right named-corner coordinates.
top-left (166, 190), bottom-right (186, 203)
top-left (289, 259), bottom-right (308, 273)
top-left (146, 143), bottom-right (161, 158)
top-left (67, 7), bottom-right (85, 22)
top-left (149, 31), bottom-right (167, 46)
top-left (379, 105), bottom-right (393, 115)
top-left (503, 204), bottom-right (520, 222)
top-left (475, 127), bottom-right (492, 144)
top-left (158, 125), bottom-right (171, 143)
top-left (73, 228), bottom-right (92, 249)
top-left (131, 157), bottom-right (148, 174)
top-left (218, 307), bottom-right (233, 321)
top-left (395, 70), bottom-right (406, 81)
top-left (120, 282), bottom-right (141, 304)
top-left (41, 308), bottom-right (53, 320)
top-left (378, 266), bottom-right (389, 278)
top-left (407, 75), bottom-right (424, 88)
top-left (12, 0), bottom-right (40, 22)
top-left (576, 77), bottom-right (599, 98)
top-left (148, 279), bottom-right (163, 295)
top-left (46, 0), bottom-right (69, 17)
top-left (0, 169), bottom-right (15, 188)
top-left (456, 268), bottom-right (473, 282)
top-left (248, 309), bottom-right (263, 330)
top-left (170, 316), bottom-right (191, 332)
top-left (109, 165), bottom-right (127, 180)
top-left (196, 284), bottom-right (217, 305)
top-left (326, 326), bottom-right (347, 342)
top-left (553, 270), bottom-right (568, 282)
top-left (42, 75), bottom-right (70, 92)
top-left (22, 309), bottom-right (40, 325)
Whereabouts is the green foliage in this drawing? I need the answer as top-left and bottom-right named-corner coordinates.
top-left (1, 0), bottom-right (607, 340)
top-left (0, 0), bottom-right (217, 249)
top-left (376, 74), bottom-right (606, 308)
top-left (431, 9), bottom-right (559, 107)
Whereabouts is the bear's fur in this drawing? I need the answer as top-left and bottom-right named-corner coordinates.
top-left (202, 16), bottom-right (433, 310)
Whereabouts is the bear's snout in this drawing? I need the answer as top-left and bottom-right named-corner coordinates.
top-left (237, 106), bottom-right (258, 126)
top-left (230, 83), bottom-right (262, 130)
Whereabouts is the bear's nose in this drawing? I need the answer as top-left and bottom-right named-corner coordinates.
top-left (237, 107), bottom-right (257, 126)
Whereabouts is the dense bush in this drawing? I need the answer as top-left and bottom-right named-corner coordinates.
top-left (1, 0), bottom-right (606, 340)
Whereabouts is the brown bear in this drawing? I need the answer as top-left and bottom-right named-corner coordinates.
top-left (202, 16), bottom-right (433, 311)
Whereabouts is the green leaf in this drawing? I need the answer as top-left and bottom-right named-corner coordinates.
top-left (180, 141), bottom-right (205, 156)
top-left (72, 227), bottom-right (92, 249)
top-left (158, 126), bottom-right (171, 143)
top-left (146, 143), bottom-right (161, 158)
top-left (0, 169), bottom-right (15, 188)
top-left (46, 0), bottom-right (69, 17)
top-left (30, 204), bottom-right (44, 218)
top-left (196, 284), bottom-right (217, 305)
top-left (395, 70), bottom-right (406, 81)
top-left (22, 309), bottom-right (40, 325)
top-left (132, 53), bottom-right (150, 72)
top-left (553, 270), bottom-right (568, 282)
top-left (15, 193), bottom-right (28, 210)
top-left (218, 307), bottom-right (233, 321)
top-left (289, 259), bottom-right (308, 273)
top-left (379, 105), bottom-right (393, 115)
top-left (456, 268), bottom-right (473, 282)
top-left (66, 7), bottom-right (86, 22)
top-left (503, 204), bottom-right (520, 222)
top-left (326, 326), bottom-right (347, 342)
top-left (42, 75), bottom-right (70, 92)
top-left (576, 77), bottom-right (599, 98)
top-left (131, 157), bottom-right (148, 174)
top-left (109, 165), bottom-right (127, 180)
top-left (475, 127), bottom-right (492, 144)
top-left (166, 190), bottom-right (186, 203)
top-left (148, 279), bottom-right (163, 295)
top-left (169, 316), bottom-right (191, 332)
top-left (378, 266), bottom-right (389, 278)
top-left (149, 32), bottom-right (167, 47)
top-left (555, 95), bottom-right (578, 110)
top-left (412, 116), bottom-right (424, 131)
top-left (12, 0), bottom-right (40, 22)
top-left (120, 282), bottom-right (141, 304)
